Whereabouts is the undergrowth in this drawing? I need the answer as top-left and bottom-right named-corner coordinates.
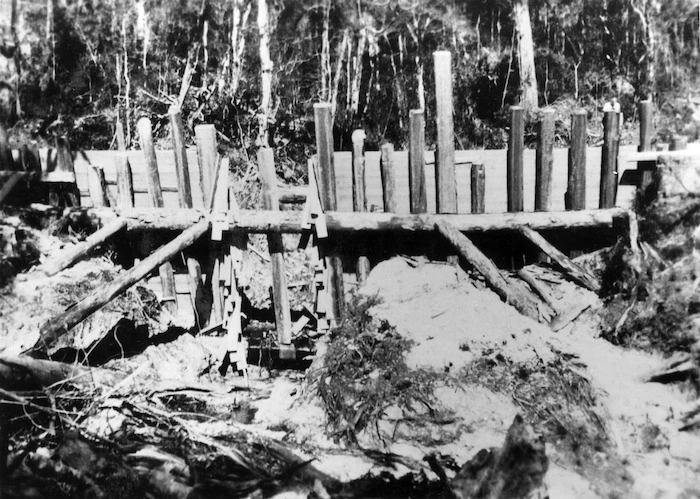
top-left (313, 294), bottom-right (438, 445)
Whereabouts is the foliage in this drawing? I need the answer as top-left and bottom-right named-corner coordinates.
top-left (313, 294), bottom-right (437, 444)
top-left (3, 0), bottom-right (700, 174)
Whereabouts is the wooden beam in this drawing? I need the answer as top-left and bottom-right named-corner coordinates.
top-left (89, 207), bottom-right (627, 234)
top-left (258, 147), bottom-right (293, 350)
top-left (507, 106), bottom-right (524, 212)
top-left (435, 219), bottom-right (536, 319)
top-left (535, 108), bottom-right (554, 211)
top-left (600, 110), bottom-right (620, 208)
top-left (115, 152), bottom-right (135, 208)
top-left (380, 143), bottom-right (397, 213)
top-left (408, 109), bottom-right (427, 214)
top-left (567, 109), bottom-right (587, 211)
top-left (194, 124), bottom-right (217, 208)
top-left (41, 219), bottom-right (128, 276)
top-left (33, 219), bottom-right (210, 353)
top-left (169, 105), bottom-right (194, 208)
top-left (433, 51), bottom-right (457, 214)
top-left (351, 129), bottom-right (370, 284)
top-left (87, 165), bottom-right (109, 207)
top-left (517, 226), bottom-right (600, 292)
top-left (471, 163), bottom-right (485, 214)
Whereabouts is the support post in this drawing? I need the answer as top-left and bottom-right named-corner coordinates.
top-left (670, 135), bottom-right (687, 151)
top-left (380, 143), bottom-right (397, 213)
top-left (54, 136), bottom-right (80, 206)
top-left (352, 129), bottom-right (370, 284)
top-left (258, 147), bottom-right (293, 353)
top-left (87, 165), bottom-right (109, 207)
top-left (408, 109), bottom-right (427, 214)
top-left (471, 163), bottom-right (485, 214)
top-left (507, 106), bottom-right (524, 212)
top-left (535, 108), bottom-right (554, 211)
top-left (116, 118), bottom-right (127, 151)
top-left (169, 105), bottom-right (193, 208)
top-left (195, 124), bottom-right (217, 208)
top-left (314, 103), bottom-right (345, 324)
top-left (638, 99), bottom-right (655, 190)
top-left (433, 51), bottom-right (457, 214)
top-left (0, 124), bottom-right (14, 170)
top-left (600, 110), bottom-right (620, 208)
top-left (137, 117), bottom-right (177, 315)
top-left (115, 152), bottom-right (135, 208)
top-left (21, 142), bottom-right (41, 172)
top-left (567, 109), bottom-right (587, 211)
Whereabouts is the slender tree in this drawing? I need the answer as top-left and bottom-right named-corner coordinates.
top-left (512, 0), bottom-right (538, 110)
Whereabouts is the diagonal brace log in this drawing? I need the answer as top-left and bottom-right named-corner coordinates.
top-left (32, 218), bottom-right (211, 354)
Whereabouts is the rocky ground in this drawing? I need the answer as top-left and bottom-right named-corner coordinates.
top-left (1, 184), bottom-right (700, 497)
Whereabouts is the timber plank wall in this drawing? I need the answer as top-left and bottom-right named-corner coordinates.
top-left (62, 145), bottom-right (648, 212)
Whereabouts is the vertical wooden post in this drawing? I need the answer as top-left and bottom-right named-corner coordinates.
top-left (471, 163), bottom-right (485, 214)
top-left (0, 124), bottom-right (14, 170)
top-left (258, 147), bottom-right (293, 351)
top-left (380, 143), bottom-right (397, 213)
top-left (195, 124), bottom-right (217, 208)
top-left (169, 105), bottom-right (193, 208)
top-left (138, 118), bottom-right (165, 207)
top-left (408, 109), bottom-right (427, 214)
top-left (433, 51), bottom-right (457, 214)
top-left (87, 165), bottom-right (109, 207)
top-left (638, 99), bottom-right (655, 190)
top-left (314, 103), bottom-right (345, 323)
top-left (535, 108), bottom-right (554, 211)
top-left (507, 106), bottom-right (524, 212)
top-left (567, 109), bottom-right (587, 211)
top-left (54, 136), bottom-right (80, 206)
top-left (670, 135), bottom-right (687, 151)
top-left (600, 110), bottom-right (620, 208)
top-left (137, 117), bottom-right (177, 315)
top-left (352, 129), bottom-right (370, 284)
top-left (115, 152), bottom-right (135, 208)
top-left (21, 142), bottom-right (41, 172)
top-left (116, 118), bottom-right (127, 151)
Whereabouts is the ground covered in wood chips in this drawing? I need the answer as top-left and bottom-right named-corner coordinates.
top-left (1, 200), bottom-right (700, 498)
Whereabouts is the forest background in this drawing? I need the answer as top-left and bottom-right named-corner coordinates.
top-left (0, 0), bottom-right (698, 181)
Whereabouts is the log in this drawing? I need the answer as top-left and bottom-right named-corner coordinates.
top-left (600, 110), bottom-right (620, 209)
top-left (433, 51), bottom-right (457, 214)
top-left (351, 130), bottom-right (370, 284)
top-left (194, 124), bottom-right (217, 208)
top-left (169, 105), bottom-right (193, 208)
top-left (89, 206), bottom-right (628, 234)
top-left (380, 143), bottom-right (397, 213)
top-left (115, 152), bottom-right (135, 208)
top-left (535, 108), bottom-right (554, 211)
top-left (314, 103), bottom-right (345, 323)
top-left (435, 219), bottom-right (535, 318)
top-left (34, 218), bottom-right (210, 353)
top-left (567, 109), bottom-right (587, 210)
top-left (137, 118), bottom-right (164, 208)
top-left (258, 147), bottom-right (293, 349)
top-left (516, 268), bottom-right (556, 309)
top-left (87, 165), bottom-right (110, 207)
top-left (40, 218), bottom-right (128, 276)
top-left (517, 226), bottom-right (600, 292)
top-left (470, 163), bottom-right (485, 214)
top-left (638, 99), bottom-right (655, 190)
top-left (507, 106), bottom-right (524, 212)
top-left (408, 109), bottom-right (427, 214)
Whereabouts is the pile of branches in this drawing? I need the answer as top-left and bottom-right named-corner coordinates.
top-left (312, 295), bottom-right (440, 445)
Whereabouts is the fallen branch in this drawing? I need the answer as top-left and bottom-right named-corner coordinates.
top-left (517, 226), bottom-right (601, 292)
top-left (40, 219), bottom-right (128, 276)
top-left (32, 219), bottom-right (210, 354)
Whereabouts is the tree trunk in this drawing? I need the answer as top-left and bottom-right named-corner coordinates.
top-left (0, 0), bottom-right (19, 123)
top-left (512, 0), bottom-right (538, 111)
top-left (257, 0), bottom-right (273, 146)
top-left (227, 0), bottom-right (251, 98)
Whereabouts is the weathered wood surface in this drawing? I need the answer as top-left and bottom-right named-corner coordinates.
top-left (408, 110), bottom-right (427, 214)
top-left (507, 106), bottom-right (524, 212)
top-left (55, 145), bottom-right (640, 212)
top-left (258, 147), bottom-right (292, 347)
top-left (535, 108), bottom-right (554, 211)
top-left (87, 206), bottom-right (627, 233)
top-left (517, 226), bottom-right (600, 291)
top-left (600, 111), bottom-right (620, 209)
top-left (567, 109), bottom-right (587, 211)
top-left (352, 130), bottom-right (370, 284)
top-left (434, 51), bottom-right (457, 215)
top-left (435, 219), bottom-right (536, 318)
top-left (34, 219), bottom-right (211, 353)
top-left (40, 219), bottom-right (128, 276)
